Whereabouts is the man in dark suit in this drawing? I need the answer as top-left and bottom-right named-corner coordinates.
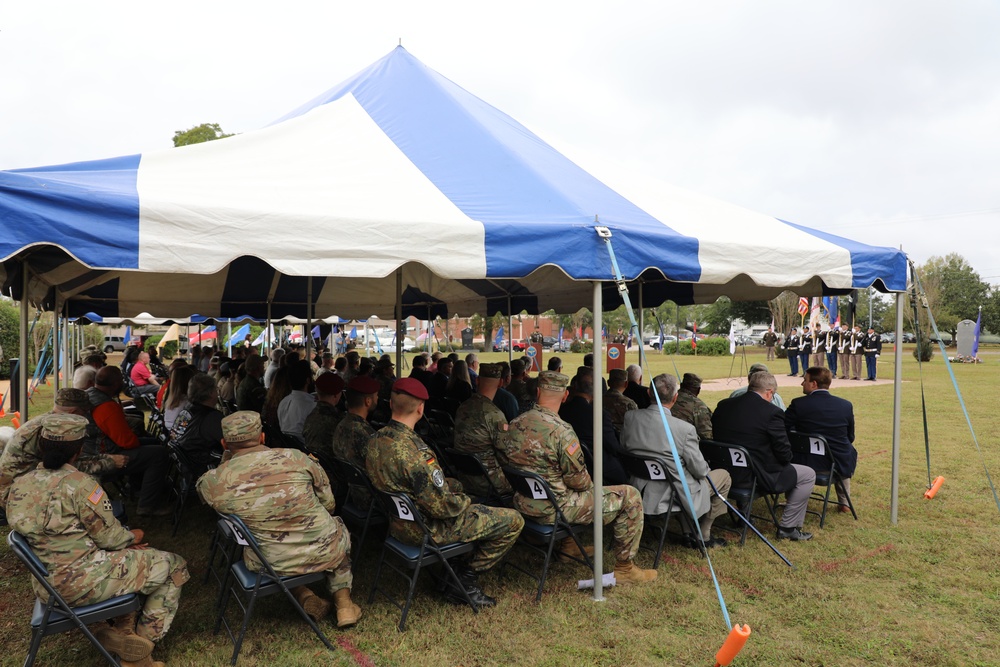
top-left (558, 368), bottom-right (628, 486)
top-left (712, 372), bottom-right (817, 541)
top-left (785, 367), bottom-right (857, 512)
top-left (623, 364), bottom-right (651, 409)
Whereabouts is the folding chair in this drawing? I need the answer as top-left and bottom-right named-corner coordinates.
top-left (499, 464), bottom-right (593, 602)
top-left (618, 452), bottom-right (689, 567)
top-left (698, 439), bottom-right (775, 545)
top-left (7, 530), bottom-right (143, 667)
top-left (787, 432), bottom-right (857, 527)
top-left (203, 515), bottom-right (243, 613)
top-left (214, 515), bottom-right (334, 665)
top-left (367, 491), bottom-right (477, 631)
top-left (165, 441), bottom-right (197, 537)
top-left (444, 448), bottom-right (512, 507)
top-left (326, 456), bottom-right (388, 559)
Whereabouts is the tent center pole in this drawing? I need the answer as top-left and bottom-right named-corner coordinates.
top-left (891, 289), bottom-right (904, 524)
top-left (306, 277), bottom-right (313, 362)
top-left (53, 296), bottom-right (61, 392)
top-left (638, 281), bottom-right (644, 353)
top-left (507, 295), bottom-right (513, 364)
top-left (591, 281), bottom-right (604, 602)
top-left (395, 269), bottom-right (403, 372)
top-left (19, 262), bottom-right (30, 421)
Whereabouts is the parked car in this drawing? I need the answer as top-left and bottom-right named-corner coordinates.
top-left (734, 335), bottom-right (755, 346)
top-left (102, 336), bottom-right (127, 353)
top-left (492, 340), bottom-right (510, 352)
top-left (901, 332), bottom-right (917, 343)
top-left (552, 339), bottom-right (573, 352)
top-left (512, 339), bottom-right (527, 352)
top-left (647, 335), bottom-right (678, 350)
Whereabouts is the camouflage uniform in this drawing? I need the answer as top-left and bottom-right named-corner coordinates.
top-left (453, 394), bottom-right (513, 496)
top-left (503, 404), bottom-right (644, 564)
top-left (330, 413), bottom-right (378, 507)
top-left (302, 402), bottom-right (345, 457)
top-left (235, 375), bottom-right (267, 413)
top-left (507, 379), bottom-right (532, 412)
top-left (8, 464), bottom-right (188, 641)
top-left (603, 389), bottom-right (638, 432)
top-left (671, 389), bottom-right (714, 440)
top-left (197, 446), bottom-right (353, 594)
top-left (1, 414), bottom-right (118, 506)
top-left (366, 420), bottom-right (523, 573)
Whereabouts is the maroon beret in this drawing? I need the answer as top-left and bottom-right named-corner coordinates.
top-left (315, 372), bottom-right (345, 396)
top-left (347, 375), bottom-right (380, 395)
top-left (392, 377), bottom-right (429, 401)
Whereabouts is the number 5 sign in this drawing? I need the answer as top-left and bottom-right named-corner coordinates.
top-left (392, 496), bottom-right (415, 521)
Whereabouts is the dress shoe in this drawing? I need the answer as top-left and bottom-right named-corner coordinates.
top-left (837, 505), bottom-right (852, 514)
top-left (776, 526), bottom-right (813, 541)
top-left (443, 567), bottom-right (497, 608)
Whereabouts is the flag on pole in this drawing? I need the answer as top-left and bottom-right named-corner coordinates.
top-left (972, 307), bottom-right (982, 358)
top-left (349, 326), bottom-right (357, 340)
top-left (224, 323), bottom-right (251, 349)
top-left (494, 326), bottom-right (504, 348)
top-left (728, 320), bottom-right (736, 355)
top-left (124, 325), bottom-right (132, 345)
top-left (602, 326), bottom-right (608, 341)
top-left (692, 321), bottom-right (697, 349)
top-left (251, 324), bottom-right (274, 346)
top-left (797, 297), bottom-right (809, 316)
top-left (626, 329), bottom-right (633, 349)
top-left (157, 323), bottom-right (180, 350)
top-left (189, 325), bottom-right (216, 346)
top-left (809, 297), bottom-right (822, 330)
top-left (558, 325), bottom-right (564, 348)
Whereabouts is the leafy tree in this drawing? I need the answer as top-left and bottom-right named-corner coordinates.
top-left (172, 123), bottom-right (233, 147)
top-left (914, 254), bottom-right (989, 343)
top-left (0, 299), bottom-right (20, 377)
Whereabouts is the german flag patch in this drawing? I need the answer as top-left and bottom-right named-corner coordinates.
top-left (87, 484), bottom-right (105, 505)
top-left (566, 442), bottom-right (580, 456)
top-left (426, 456), bottom-right (436, 466)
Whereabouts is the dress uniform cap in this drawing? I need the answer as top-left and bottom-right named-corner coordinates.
top-left (221, 411), bottom-right (262, 443)
top-left (392, 377), bottom-right (429, 401)
top-left (347, 375), bottom-right (380, 395)
top-left (537, 371), bottom-right (570, 392)
top-left (315, 372), bottom-right (345, 396)
top-left (478, 363), bottom-right (502, 379)
top-left (55, 388), bottom-right (91, 411)
top-left (40, 413), bottom-right (89, 442)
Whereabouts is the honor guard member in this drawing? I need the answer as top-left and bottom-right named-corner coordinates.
top-left (863, 327), bottom-right (883, 380)
top-left (824, 326), bottom-right (840, 377)
top-left (302, 372), bottom-right (346, 456)
top-left (366, 378), bottom-right (524, 608)
top-left (847, 325), bottom-right (865, 380)
top-left (453, 363), bottom-right (513, 496)
top-left (502, 371), bottom-right (657, 584)
top-left (8, 414), bottom-right (189, 667)
top-left (835, 326), bottom-right (851, 379)
top-left (762, 327), bottom-right (779, 361)
top-left (670, 373), bottom-right (713, 440)
top-left (798, 326), bottom-right (812, 377)
top-left (198, 411), bottom-right (361, 628)
top-left (783, 328), bottom-right (801, 376)
top-left (811, 327), bottom-right (826, 368)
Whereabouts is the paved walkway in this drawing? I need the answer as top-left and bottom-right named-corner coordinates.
top-left (702, 371), bottom-right (894, 393)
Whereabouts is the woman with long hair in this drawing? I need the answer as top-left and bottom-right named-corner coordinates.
top-left (162, 365), bottom-right (196, 429)
top-left (262, 365), bottom-right (292, 427)
top-left (445, 359), bottom-right (474, 408)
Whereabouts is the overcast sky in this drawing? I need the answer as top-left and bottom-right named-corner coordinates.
top-left (3, 1), bottom-right (999, 285)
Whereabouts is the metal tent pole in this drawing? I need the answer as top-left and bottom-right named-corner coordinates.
top-left (507, 295), bottom-right (513, 364)
top-left (306, 277), bottom-right (313, 362)
top-left (395, 269), bottom-right (404, 371)
top-left (19, 262), bottom-right (30, 420)
top-left (591, 281), bottom-right (604, 602)
top-left (53, 297), bottom-right (61, 391)
top-left (891, 290), bottom-right (905, 524)
top-left (638, 281), bottom-right (644, 354)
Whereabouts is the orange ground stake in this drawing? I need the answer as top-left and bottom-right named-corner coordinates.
top-left (924, 476), bottom-right (945, 499)
top-left (11, 416), bottom-right (21, 429)
top-left (714, 624), bottom-right (751, 667)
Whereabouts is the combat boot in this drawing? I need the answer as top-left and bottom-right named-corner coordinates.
top-left (292, 586), bottom-right (330, 622)
top-left (613, 560), bottom-right (658, 584)
top-left (333, 588), bottom-right (362, 628)
top-left (94, 623), bottom-right (154, 662)
top-left (443, 566), bottom-right (497, 608)
top-left (557, 536), bottom-right (594, 563)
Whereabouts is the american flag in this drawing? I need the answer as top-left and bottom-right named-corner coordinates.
top-left (797, 297), bottom-right (809, 316)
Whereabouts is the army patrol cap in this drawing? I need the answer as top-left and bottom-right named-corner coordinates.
top-left (221, 411), bottom-right (263, 443)
top-left (478, 363), bottom-right (502, 380)
top-left (681, 373), bottom-right (702, 389)
top-left (537, 371), bottom-right (570, 392)
top-left (40, 413), bottom-right (89, 442)
top-left (54, 388), bottom-right (91, 412)
top-left (348, 375), bottom-right (380, 395)
top-left (393, 377), bottom-right (429, 401)
top-left (315, 372), bottom-right (346, 396)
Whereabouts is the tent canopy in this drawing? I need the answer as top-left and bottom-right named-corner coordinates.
top-left (0, 46), bottom-right (906, 319)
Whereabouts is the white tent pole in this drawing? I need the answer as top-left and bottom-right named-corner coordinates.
top-left (638, 281), bottom-right (644, 354)
top-left (306, 276), bottom-right (313, 362)
top-left (395, 269), bottom-right (403, 371)
top-left (891, 288), bottom-right (905, 524)
top-left (507, 295), bottom-right (513, 365)
top-left (591, 281), bottom-right (604, 602)
top-left (266, 301), bottom-right (272, 353)
top-left (53, 295), bottom-right (61, 392)
top-left (227, 319), bottom-right (232, 357)
top-left (19, 262), bottom-right (30, 420)
top-left (62, 303), bottom-right (70, 390)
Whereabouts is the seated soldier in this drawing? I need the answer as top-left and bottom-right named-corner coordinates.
top-left (302, 373), bottom-right (346, 455)
top-left (621, 374), bottom-right (731, 548)
top-left (604, 368), bottom-right (638, 433)
top-left (671, 373), bottom-right (713, 440)
top-left (1, 388), bottom-right (126, 510)
top-left (8, 414), bottom-right (189, 667)
top-left (197, 411), bottom-right (361, 627)
top-left (366, 379), bottom-right (524, 608)
top-left (329, 376), bottom-right (381, 506)
top-left (235, 353), bottom-right (267, 413)
top-left (502, 371), bottom-right (657, 584)
top-left (453, 363), bottom-right (513, 496)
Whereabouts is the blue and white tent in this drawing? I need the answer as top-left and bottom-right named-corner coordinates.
top-left (0, 46), bottom-right (906, 319)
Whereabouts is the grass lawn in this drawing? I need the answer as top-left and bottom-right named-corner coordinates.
top-left (1, 346), bottom-right (998, 666)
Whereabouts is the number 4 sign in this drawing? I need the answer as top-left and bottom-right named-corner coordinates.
top-left (529, 479), bottom-right (547, 500)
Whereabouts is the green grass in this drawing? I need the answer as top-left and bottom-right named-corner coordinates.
top-left (2, 347), bottom-right (999, 666)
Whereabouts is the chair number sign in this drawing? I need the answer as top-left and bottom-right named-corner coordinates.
top-left (226, 519), bottom-right (250, 546)
top-left (392, 496), bottom-right (415, 521)
top-left (809, 438), bottom-right (825, 455)
top-left (729, 449), bottom-right (748, 468)
top-left (644, 460), bottom-right (667, 480)
top-left (529, 479), bottom-right (547, 500)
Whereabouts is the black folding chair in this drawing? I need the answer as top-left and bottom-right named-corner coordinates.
top-left (213, 514), bottom-right (334, 665)
top-left (367, 491), bottom-right (476, 631)
top-left (698, 439), bottom-right (774, 545)
top-left (618, 452), bottom-right (690, 567)
top-left (444, 448), bottom-right (512, 507)
top-left (500, 464), bottom-right (593, 602)
top-left (203, 514), bottom-right (243, 613)
top-left (787, 432), bottom-right (857, 527)
top-left (326, 456), bottom-right (388, 559)
top-left (7, 530), bottom-right (143, 667)
top-left (165, 442), bottom-right (197, 537)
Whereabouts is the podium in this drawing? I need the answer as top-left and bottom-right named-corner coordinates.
top-left (525, 343), bottom-right (543, 372)
top-left (606, 344), bottom-right (626, 372)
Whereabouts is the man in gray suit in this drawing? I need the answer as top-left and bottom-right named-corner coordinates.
top-left (620, 374), bottom-right (732, 548)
